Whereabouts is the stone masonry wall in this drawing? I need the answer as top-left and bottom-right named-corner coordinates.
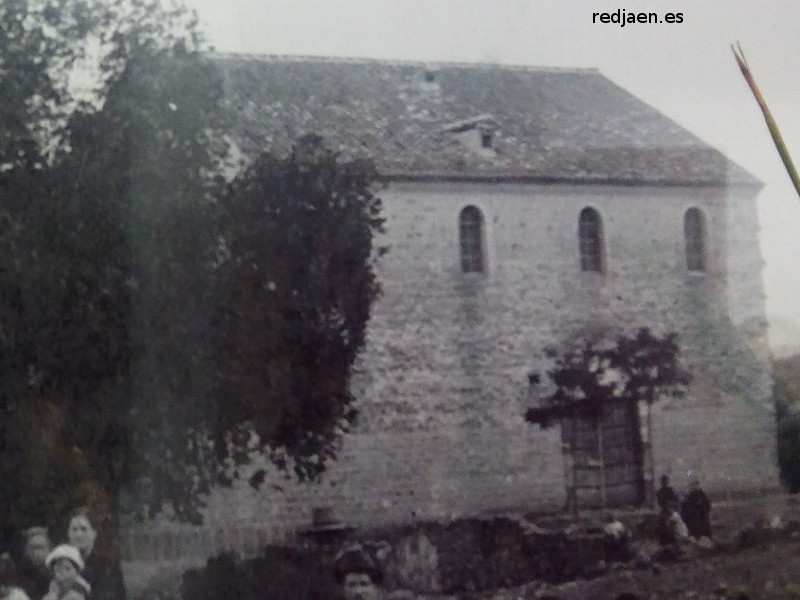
top-left (201, 424), bottom-right (566, 531)
top-left (156, 180), bottom-right (776, 551)
top-left (725, 183), bottom-right (772, 368)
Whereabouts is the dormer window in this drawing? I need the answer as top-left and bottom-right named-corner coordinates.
top-left (443, 114), bottom-right (500, 156)
top-left (420, 68), bottom-right (440, 92)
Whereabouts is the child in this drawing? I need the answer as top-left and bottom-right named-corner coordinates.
top-left (602, 512), bottom-right (632, 562)
top-left (655, 501), bottom-right (689, 560)
top-left (42, 546), bottom-right (91, 600)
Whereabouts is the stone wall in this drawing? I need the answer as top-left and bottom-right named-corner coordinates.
top-left (202, 424), bottom-right (565, 530)
top-left (134, 179), bottom-right (776, 557)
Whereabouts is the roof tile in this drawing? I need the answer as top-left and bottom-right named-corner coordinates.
top-left (212, 54), bottom-right (757, 186)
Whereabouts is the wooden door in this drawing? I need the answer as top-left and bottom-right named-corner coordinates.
top-left (561, 400), bottom-right (645, 511)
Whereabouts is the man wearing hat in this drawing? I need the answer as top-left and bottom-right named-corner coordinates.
top-left (16, 526), bottom-right (51, 600)
top-left (42, 545), bottom-right (91, 600)
top-left (334, 544), bottom-right (385, 600)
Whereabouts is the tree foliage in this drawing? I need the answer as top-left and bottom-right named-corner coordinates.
top-left (777, 411), bottom-right (800, 494)
top-left (0, 0), bottom-right (85, 168)
top-left (212, 141), bottom-right (385, 484)
top-left (0, 0), bottom-right (202, 169)
top-left (0, 0), bottom-right (386, 530)
top-left (0, 159), bottom-right (133, 534)
top-left (525, 328), bottom-right (691, 428)
top-left (122, 140), bottom-right (385, 522)
top-left (0, 0), bottom-right (226, 531)
top-left (67, 49), bottom-right (229, 524)
top-left (773, 354), bottom-right (800, 493)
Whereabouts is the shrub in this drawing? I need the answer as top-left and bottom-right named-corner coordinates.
top-left (181, 546), bottom-right (336, 600)
top-left (777, 408), bottom-right (800, 493)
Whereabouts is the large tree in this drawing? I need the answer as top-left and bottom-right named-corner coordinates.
top-left (210, 140), bottom-right (385, 490)
top-left (122, 139), bottom-right (386, 523)
top-left (0, 0), bottom-right (226, 533)
top-left (0, 0), bottom-right (386, 528)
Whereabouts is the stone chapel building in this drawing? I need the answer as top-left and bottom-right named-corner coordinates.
top-left (129, 55), bottom-right (777, 553)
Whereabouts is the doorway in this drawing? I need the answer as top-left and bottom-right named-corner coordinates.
top-left (560, 400), bottom-right (648, 512)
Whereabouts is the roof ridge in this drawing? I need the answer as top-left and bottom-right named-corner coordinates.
top-left (206, 51), bottom-right (598, 74)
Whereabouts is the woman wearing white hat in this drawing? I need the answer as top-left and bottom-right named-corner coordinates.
top-left (42, 545), bottom-right (91, 600)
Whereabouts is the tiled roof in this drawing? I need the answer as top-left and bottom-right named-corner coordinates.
top-left (213, 54), bottom-right (757, 186)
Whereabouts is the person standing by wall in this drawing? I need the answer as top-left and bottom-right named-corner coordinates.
top-left (680, 479), bottom-right (712, 540)
top-left (656, 475), bottom-right (679, 512)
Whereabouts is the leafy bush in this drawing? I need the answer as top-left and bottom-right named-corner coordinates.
top-left (777, 409), bottom-right (800, 493)
top-left (181, 546), bottom-right (336, 600)
top-left (772, 355), bottom-right (800, 492)
top-left (384, 517), bottom-right (610, 593)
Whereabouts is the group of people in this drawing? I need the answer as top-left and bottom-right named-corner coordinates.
top-left (0, 510), bottom-right (126, 600)
top-left (655, 475), bottom-right (712, 558)
top-left (600, 474), bottom-right (713, 564)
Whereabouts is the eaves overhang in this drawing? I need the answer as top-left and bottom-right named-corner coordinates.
top-left (380, 171), bottom-right (765, 190)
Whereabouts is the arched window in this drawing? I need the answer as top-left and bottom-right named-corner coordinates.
top-left (578, 207), bottom-right (604, 272)
top-left (459, 206), bottom-right (485, 273)
top-left (684, 207), bottom-right (706, 272)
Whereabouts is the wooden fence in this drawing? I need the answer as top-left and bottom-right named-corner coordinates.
top-left (120, 523), bottom-right (297, 563)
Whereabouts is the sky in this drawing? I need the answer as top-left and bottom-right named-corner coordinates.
top-left (181, 0), bottom-right (800, 353)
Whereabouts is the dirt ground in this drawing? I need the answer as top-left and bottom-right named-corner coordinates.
top-left (479, 541), bottom-right (800, 600)
top-left (124, 494), bottom-right (800, 600)
top-left (479, 493), bottom-right (800, 600)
